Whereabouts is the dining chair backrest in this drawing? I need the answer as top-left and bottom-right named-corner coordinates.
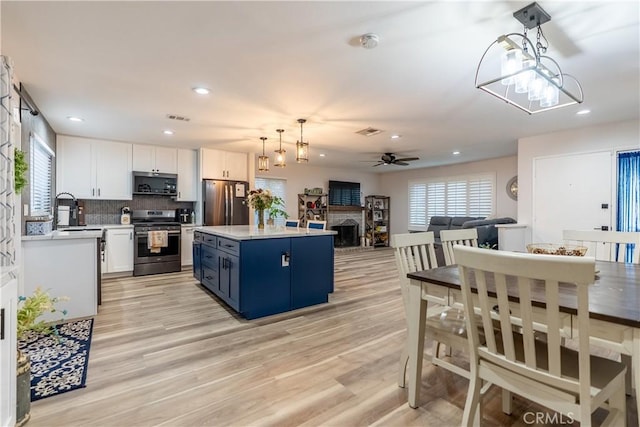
top-left (285, 219), bottom-right (300, 228)
top-left (454, 245), bottom-right (625, 426)
top-left (563, 229), bottom-right (640, 263)
top-left (306, 220), bottom-right (327, 230)
top-left (390, 231), bottom-right (439, 282)
top-left (440, 228), bottom-right (478, 266)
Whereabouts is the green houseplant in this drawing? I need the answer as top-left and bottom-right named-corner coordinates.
top-left (268, 195), bottom-right (289, 224)
top-left (14, 148), bottom-right (28, 194)
top-left (16, 287), bottom-right (68, 427)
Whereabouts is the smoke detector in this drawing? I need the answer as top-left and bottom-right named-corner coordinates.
top-left (360, 33), bottom-right (379, 49)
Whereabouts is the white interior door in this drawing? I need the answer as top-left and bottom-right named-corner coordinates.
top-left (533, 151), bottom-right (613, 244)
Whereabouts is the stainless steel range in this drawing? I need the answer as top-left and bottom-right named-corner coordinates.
top-left (132, 210), bottom-right (181, 276)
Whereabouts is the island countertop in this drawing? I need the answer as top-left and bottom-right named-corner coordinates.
top-left (196, 225), bottom-right (336, 240)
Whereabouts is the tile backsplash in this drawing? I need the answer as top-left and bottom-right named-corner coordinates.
top-left (83, 195), bottom-right (195, 225)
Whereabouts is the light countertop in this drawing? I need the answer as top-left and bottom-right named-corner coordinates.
top-left (196, 225), bottom-right (336, 240)
top-left (22, 229), bottom-right (103, 241)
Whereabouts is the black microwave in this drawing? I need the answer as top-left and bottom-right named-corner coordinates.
top-left (132, 171), bottom-right (178, 196)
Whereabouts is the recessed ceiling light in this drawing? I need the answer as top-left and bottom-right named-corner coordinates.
top-left (163, 130), bottom-right (174, 135)
top-left (319, 153), bottom-right (326, 157)
top-left (67, 116), bottom-right (83, 122)
top-left (193, 87), bottom-right (210, 95)
top-left (391, 134), bottom-right (401, 139)
top-left (576, 109), bottom-right (591, 115)
top-left (452, 151), bottom-right (460, 155)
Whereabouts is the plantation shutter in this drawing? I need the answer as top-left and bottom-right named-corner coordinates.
top-left (408, 182), bottom-right (427, 230)
top-left (30, 133), bottom-right (54, 216)
top-left (468, 176), bottom-right (494, 217)
top-left (408, 173), bottom-right (496, 229)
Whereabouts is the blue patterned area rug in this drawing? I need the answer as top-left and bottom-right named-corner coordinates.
top-left (18, 318), bottom-right (94, 401)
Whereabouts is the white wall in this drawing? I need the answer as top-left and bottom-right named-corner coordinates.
top-left (378, 156), bottom-right (518, 234)
top-left (517, 119), bottom-right (640, 240)
top-left (253, 157), bottom-right (381, 219)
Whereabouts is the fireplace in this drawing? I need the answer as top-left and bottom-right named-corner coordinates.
top-left (331, 219), bottom-right (359, 248)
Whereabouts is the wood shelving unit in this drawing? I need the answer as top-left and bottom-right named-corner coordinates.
top-left (298, 193), bottom-right (328, 227)
top-left (365, 195), bottom-right (390, 247)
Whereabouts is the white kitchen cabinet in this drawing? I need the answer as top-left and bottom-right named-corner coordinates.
top-left (181, 225), bottom-right (195, 266)
top-left (133, 144), bottom-right (177, 174)
top-left (201, 148), bottom-right (247, 181)
top-left (57, 135), bottom-right (132, 200)
top-left (105, 227), bottom-right (134, 273)
top-left (0, 275), bottom-right (17, 427)
top-left (177, 148), bottom-right (198, 201)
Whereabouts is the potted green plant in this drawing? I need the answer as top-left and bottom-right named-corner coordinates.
top-left (14, 148), bottom-right (28, 194)
top-left (16, 287), bottom-right (68, 427)
top-left (268, 196), bottom-right (289, 225)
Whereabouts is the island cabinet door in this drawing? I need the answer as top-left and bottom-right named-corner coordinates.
top-left (290, 235), bottom-right (334, 309)
top-left (241, 239), bottom-right (292, 319)
top-left (218, 252), bottom-right (240, 311)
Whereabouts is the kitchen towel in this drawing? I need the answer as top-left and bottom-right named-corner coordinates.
top-left (148, 230), bottom-right (168, 253)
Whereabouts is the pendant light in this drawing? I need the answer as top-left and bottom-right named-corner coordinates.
top-left (274, 129), bottom-right (286, 168)
top-left (296, 118), bottom-right (309, 163)
top-left (258, 136), bottom-right (269, 172)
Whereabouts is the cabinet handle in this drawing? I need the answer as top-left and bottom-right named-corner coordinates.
top-left (98, 188), bottom-right (101, 196)
top-left (92, 188), bottom-right (95, 196)
top-left (130, 232), bottom-right (132, 240)
top-left (205, 275), bottom-right (213, 280)
top-left (178, 191), bottom-right (181, 198)
top-left (1, 308), bottom-right (4, 340)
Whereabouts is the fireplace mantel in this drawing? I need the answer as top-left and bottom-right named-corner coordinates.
top-left (329, 205), bottom-right (365, 212)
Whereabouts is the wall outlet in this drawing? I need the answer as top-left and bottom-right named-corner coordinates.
top-left (23, 204), bottom-right (29, 216)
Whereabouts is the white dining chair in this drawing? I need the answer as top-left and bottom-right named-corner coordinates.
top-left (306, 220), bottom-right (327, 230)
top-left (440, 228), bottom-right (478, 266)
top-left (563, 229), bottom-right (640, 264)
top-left (392, 232), bottom-right (512, 414)
top-left (285, 219), bottom-right (300, 228)
top-left (454, 245), bottom-right (626, 427)
top-left (564, 229), bottom-right (640, 396)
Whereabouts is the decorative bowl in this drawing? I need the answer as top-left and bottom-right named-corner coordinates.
top-left (526, 243), bottom-right (588, 257)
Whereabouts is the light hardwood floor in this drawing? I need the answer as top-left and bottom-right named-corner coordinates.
top-left (29, 248), bottom-right (637, 426)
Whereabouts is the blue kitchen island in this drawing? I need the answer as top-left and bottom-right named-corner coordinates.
top-left (193, 225), bottom-right (336, 319)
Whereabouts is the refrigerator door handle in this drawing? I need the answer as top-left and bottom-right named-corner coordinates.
top-left (229, 184), bottom-right (234, 225)
top-left (224, 184), bottom-right (229, 225)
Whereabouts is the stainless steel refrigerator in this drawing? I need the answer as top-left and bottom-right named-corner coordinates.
top-left (202, 179), bottom-right (250, 226)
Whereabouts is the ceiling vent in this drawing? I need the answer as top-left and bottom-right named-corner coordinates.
top-left (355, 127), bottom-right (383, 137)
top-left (166, 114), bottom-right (191, 122)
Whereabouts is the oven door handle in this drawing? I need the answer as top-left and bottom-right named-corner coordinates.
top-left (135, 230), bottom-right (182, 236)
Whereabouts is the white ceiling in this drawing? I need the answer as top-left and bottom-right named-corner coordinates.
top-left (2, 1), bottom-right (638, 172)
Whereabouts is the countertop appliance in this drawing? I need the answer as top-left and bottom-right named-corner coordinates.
top-left (55, 192), bottom-right (78, 228)
top-left (132, 209), bottom-right (181, 276)
top-left (176, 208), bottom-right (194, 224)
top-left (121, 206), bottom-right (131, 224)
top-left (202, 179), bottom-right (249, 226)
top-left (132, 171), bottom-right (178, 196)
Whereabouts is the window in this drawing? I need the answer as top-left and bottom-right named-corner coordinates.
top-left (30, 133), bottom-right (54, 216)
top-left (409, 174), bottom-right (495, 230)
top-left (254, 177), bottom-right (287, 227)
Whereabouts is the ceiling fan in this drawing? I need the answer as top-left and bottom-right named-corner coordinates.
top-left (373, 152), bottom-right (419, 167)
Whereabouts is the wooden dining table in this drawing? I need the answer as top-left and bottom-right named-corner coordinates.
top-left (405, 260), bottom-right (640, 413)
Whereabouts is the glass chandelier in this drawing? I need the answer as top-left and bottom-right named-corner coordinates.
top-left (296, 118), bottom-right (309, 163)
top-left (274, 129), bottom-right (286, 168)
top-left (258, 136), bottom-right (269, 172)
top-left (475, 2), bottom-right (583, 114)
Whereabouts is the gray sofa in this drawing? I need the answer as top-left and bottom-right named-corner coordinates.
top-left (427, 215), bottom-right (517, 264)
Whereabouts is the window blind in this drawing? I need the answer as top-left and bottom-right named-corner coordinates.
top-left (254, 177), bottom-right (287, 227)
top-left (30, 133), bottom-right (54, 216)
top-left (408, 174), bottom-right (495, 230)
